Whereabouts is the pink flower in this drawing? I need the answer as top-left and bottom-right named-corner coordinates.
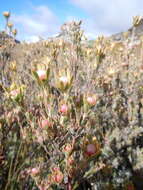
top-left (52, 171), bottom-right (63, 184)
top-left (37, 70), bottom-right (47, 80)
top-left (31, 168), bottom-right (39, 175)
top-left (87, 96), bottom-right (97, 106)
top-left (85, 144), bottom-right (96, 156)
top-left (41, 119), bottom-right (52, 128)
top-left (59, 104), bottom-right (68, 115)
top-left (10, 89), bottom-right (19, 97)
top-left (63, 143), bottom-right (72, 154)
top-left (52, 167), bottom-right (60, 172)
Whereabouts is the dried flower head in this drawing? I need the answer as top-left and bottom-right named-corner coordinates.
top-left (3, 11), bottom-right (10, 18)
top-left (7, 22), bottom-right (13, 28)
top-left (132, 15), bottom-right (142, 27)
top-left (12, 29), bottom-right (17, 36)
top-left (10, 61), bottom-right (17, 71)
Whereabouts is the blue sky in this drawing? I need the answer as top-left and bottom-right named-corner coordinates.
top-left (0, 0), bottom-right (143, 41)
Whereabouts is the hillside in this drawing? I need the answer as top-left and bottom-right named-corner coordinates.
top-left (111, 17), bottom-right (143, 41)
top-left (0, 20), bottom-right (143, 190)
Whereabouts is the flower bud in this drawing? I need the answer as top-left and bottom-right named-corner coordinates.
top-left (31, 168), bottom-right (39, 176)
top-left (108, 68), bottom-right (115, 77)
top-left (85, 144), bottom-right (96, 156)
top-left (87, 96), bottom-right (97, 106)
top-left (67, 156), bottom-right (74, 165)
top-left (124, 182), bottom-right (135, 190)
top-left (52, 167), bottom-right (60, 172)
top-left (56, 70), bottom-right (73, 92)
top-left (63, 143), bottom-right (72, 154)
top-left (36, 70), bottom-right (47, 80)
top-left (10, 89), bottom-right (20, 99)
top-left (59, 104), bottom-right (68, 115)
top-left (53, 171), bottom-right (63, 184)
top-left (59, 76), bottom-right (68, 86)
top-left (40, 119), bottom-right (52, 128)
top-left (10, 61), bottom-right (17, 71)
top-left (51, 167), bottom-right (64, 184)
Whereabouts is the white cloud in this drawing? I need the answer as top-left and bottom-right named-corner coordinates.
top-left (12, 5), bottom-right (60, 41)
top-left (81, 19), bottom-right (111, 39)
top-left (8, 1), bottom-right (143, 41)
top-left (70, 0), bottom-right (143, 35)
top-left (23, 35), bottom-right (41, 43)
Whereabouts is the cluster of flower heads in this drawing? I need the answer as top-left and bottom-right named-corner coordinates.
top-left (3, 11), bottom-right (17, 37)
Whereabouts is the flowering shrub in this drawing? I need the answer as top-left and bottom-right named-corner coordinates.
top-left (0, 12), bottom-right (143, 190)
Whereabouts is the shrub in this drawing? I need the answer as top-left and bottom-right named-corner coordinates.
top-left (0, 16), bottom-right (143, 190)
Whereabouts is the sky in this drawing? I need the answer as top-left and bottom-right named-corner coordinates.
top-left (0, 0), bottom-right (143, 42)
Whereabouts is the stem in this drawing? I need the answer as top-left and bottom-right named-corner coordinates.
top-left (5, 155), bottom-right (14, 190)
top-left (131, 26), bottom-right (135, 44)
top-left (5, 18), bottom-right (8, 32)
top-left (66, 177), bottom-right (72, 190)
top-left (13, 141), bottom-right (23, 174)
